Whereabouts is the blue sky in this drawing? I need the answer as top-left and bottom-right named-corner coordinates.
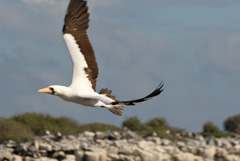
top-left (0, 0), bottom-right (240, 131)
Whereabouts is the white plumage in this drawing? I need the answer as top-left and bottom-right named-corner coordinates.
top-left (64, 34), bottom-right (94, 93)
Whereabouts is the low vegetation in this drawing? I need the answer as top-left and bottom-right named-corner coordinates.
top-left (0, 113), bottom-right (119, 143)
top-left (122, 116), bottom-right (184, 138)
top-left (224, 114), bottom-right (240, 134)
top-left (0, 118), bottom-right (34, 142)
top-left (202, 121), bottom-right (229, 138)
top-left (122, 117), bottom-right (145, 132)
top-left (78, 123), bottom-right (119, 133)
top-left (0, 112), bottom-right (239, 143)
top-left (13, 113), bottom-right (80, 135)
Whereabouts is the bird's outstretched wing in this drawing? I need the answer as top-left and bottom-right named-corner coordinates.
top-left (63, 0), bottom-right (98, 93)
top-left (112, 82), bottom-right (164, 106)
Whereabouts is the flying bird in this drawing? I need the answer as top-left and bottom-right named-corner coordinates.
top-left (38, 0), bottom-right (164, 116)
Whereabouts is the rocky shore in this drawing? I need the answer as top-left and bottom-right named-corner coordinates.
top-left (0, 129), bottom-right (240, 161)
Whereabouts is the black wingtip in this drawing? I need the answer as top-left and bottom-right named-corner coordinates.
top-left (112, 81), bottom-right (165, 106)
top-left (144, 81), bottom-right (164, 99)
top-left (157, 81), bottom-right (164, 91)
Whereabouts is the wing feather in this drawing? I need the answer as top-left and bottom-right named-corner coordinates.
top-left (63, 0), bottom-right (98, 92)
top-left (112, 82), bottom-right (164, 106)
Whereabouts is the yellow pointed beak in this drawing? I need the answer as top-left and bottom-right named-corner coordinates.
top-left (38, 87), bottom-right (52, 94)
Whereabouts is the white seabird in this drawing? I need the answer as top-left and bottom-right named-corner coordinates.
top-left (38, 0), bottom-right (164, 116)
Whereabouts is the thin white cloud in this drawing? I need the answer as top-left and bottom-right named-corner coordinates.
top-left (21, 0), bottom-right (120, 9)
top-left (89, 0), bottom-right (121, 8)
top-left (20, 0), bottom-right (67, 16)
top-left (21, 0), bottom-right (64, 5)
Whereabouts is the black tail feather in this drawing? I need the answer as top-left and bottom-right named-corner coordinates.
top-left (112, 81), bottom-right (164, 106)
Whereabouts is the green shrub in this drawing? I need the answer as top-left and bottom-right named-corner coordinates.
top-left (12, 113), bottom-right (80, 135)
top-left (122, 117), bottom-right (144, 132)
top-left (78, 123), bottom-right (119, 132)
top-left (13, 113), bottom-right (60, 135)
top-left (12, 113), bottom-right (118, 135)
top-left (145, 118), bottom-right (169, 137)
top-left (0, 118), bottom-right (34, 143)
top-left (122, 116), bottom-right (182, 138)
top-left (202, 121), bottom-right (228, 138)
top-left (224, 114), bottom-right (240, 134)
top-left (52, 117), bottom-right (81, 135)
top-left (146, 118), bottom-right (168, 129)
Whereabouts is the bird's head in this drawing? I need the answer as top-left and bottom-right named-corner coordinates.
top-left (38, 85), bottom-right (66, 96)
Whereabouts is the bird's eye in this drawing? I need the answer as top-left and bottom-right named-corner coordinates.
top-left (49, 87), bottom-right (55, 95)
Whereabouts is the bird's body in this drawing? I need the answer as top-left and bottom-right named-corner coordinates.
top-left (38, 0), bottom-right (164, 116)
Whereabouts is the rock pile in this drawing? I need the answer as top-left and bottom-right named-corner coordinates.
top-left (0, 130), bottom-right (240, 161)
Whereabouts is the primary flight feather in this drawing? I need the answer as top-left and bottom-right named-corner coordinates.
top-left (38, 0), bottom-right (164, 116)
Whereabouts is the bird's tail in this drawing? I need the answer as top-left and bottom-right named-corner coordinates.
top-left (111, 81), bottom-right (164, 106)
top-left (108, 104), bottom-right (125, 116)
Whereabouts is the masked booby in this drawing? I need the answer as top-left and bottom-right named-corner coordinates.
top-left (38, 0), bottom-right (164, 116)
